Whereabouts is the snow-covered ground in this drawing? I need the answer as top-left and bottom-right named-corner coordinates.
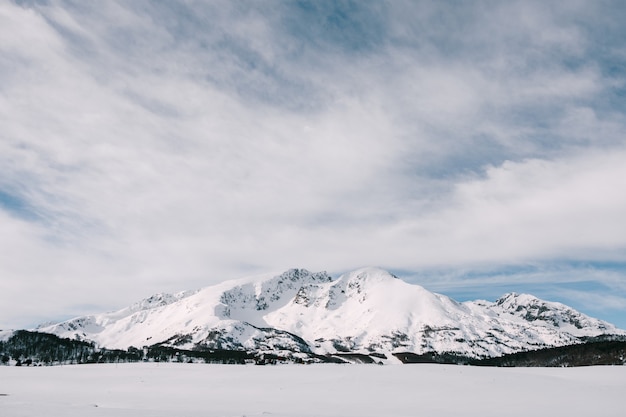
top-left (1, 363), bottom-right (624, 416)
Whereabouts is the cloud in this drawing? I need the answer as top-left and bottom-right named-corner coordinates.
top-left (410, 149), bottom-right (626, 265)
top-left (1, 1), bottom-right (626, 329)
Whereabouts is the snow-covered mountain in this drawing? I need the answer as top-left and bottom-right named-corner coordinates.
top-left (36, 267), bottom-right (625, 360)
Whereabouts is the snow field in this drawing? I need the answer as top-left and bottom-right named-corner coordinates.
top-left (1, 363), bottom-right (625, 417)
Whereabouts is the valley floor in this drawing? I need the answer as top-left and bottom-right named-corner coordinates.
top-left (1, 363), bottom-right (625, 416)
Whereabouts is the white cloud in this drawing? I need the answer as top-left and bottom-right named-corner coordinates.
top-left (1, 1), bottom-right (625, 329)
top-left (392, 149), bottom-right (626, 266)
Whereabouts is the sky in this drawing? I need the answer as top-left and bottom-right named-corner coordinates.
top-left (1, 0), bottom-right (626, 331)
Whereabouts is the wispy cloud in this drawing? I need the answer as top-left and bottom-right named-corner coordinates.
top-left (1, 1), bottom-right (626, 329)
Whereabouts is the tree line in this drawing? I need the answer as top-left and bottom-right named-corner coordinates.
top-left (3, 330), bottom-right (625, 367)
top-left (0, 330), bottom-right (257, 366)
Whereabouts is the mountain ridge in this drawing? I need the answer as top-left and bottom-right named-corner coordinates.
top-left (33, 267), bottom-right (625, 362)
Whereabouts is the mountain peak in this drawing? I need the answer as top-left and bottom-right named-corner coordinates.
top-left (494, 292), bottom-right (618, 333)
top-left (496, 292), bottom-right (539, 307)
top-left (217, 268), bottom-right (332, 325)
top-left (340, 267), bottom-right (400, 285)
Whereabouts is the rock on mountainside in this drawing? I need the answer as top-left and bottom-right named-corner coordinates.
top-left (36, 267), bottom-right (625, 361)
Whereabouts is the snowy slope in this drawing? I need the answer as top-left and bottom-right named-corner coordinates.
top-left (37, 267), bottom-right (625, 359)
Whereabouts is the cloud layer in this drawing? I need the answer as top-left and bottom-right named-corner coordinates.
top-left (1, 1), bottom-right (626, 328)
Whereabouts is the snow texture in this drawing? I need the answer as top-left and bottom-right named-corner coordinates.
top-left (1, 363), bottom-right (625, 417)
